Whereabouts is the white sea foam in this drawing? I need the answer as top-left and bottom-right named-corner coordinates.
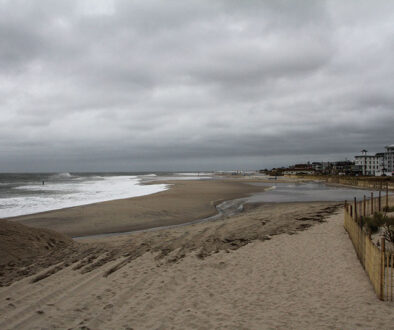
top-left (49, 172), bottom-right (74, 179)
top-left (175, 172), bottom-right (213, 176)
top-left (154, 176), bottom-right (213, 181)
top-left (0, 175), bottom-right (168, 218)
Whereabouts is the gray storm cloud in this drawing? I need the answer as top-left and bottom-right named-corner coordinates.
top-left (0, 0), bottom-right (393, 171)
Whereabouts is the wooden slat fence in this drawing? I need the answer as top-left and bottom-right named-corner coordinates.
top-left (343, 183), bottom-right (393, 301)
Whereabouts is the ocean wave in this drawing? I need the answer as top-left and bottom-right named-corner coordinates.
top-left (0, 175), bottom-right (168, 218)
top-left (49, 172), bottom-right (74, 180)
top-left (266, 186), bottom-right (277, 191)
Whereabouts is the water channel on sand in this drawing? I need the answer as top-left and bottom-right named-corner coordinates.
top-left (76, 181), bottom-right (387, 239)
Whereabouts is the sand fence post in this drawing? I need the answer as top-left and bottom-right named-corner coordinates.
top-left (378, 190), bottom-right (382, 212)
top-left (363, 195), bottom-right (366, 217)
top-left (386, 252), bottom-right (390, 301)
top-left (371, 192), bottom-right (374, 214)
top-left (391, 254), bottom-right (393, 301)
top-left (380, 237), bottom-right (385, 300)
top-left (386, 182), bottom-right (389, 210)
top-left (354, 197), bottom-right (357, 221)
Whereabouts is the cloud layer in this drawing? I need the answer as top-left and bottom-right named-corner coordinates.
top-left (1, 0), bottom-right (393, 171)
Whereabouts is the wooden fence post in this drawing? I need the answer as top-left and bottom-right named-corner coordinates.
top-left (380, 237), bottom-right (385, 301)
top-left (354, 197), bottom-right (357, 221)
top-left (386, 182), bottom-right (389, 211)
top-left (371, 192), bottom-right (374, 214)
top-left (378, 190), bottom-right (381, 212)
top-left (363, 195), bottom-right (366, 217)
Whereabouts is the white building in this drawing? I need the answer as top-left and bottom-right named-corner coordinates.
top-left (383, 144), bottom-right (394, 175)
top-left (354, 150), bottom-right (384, 176)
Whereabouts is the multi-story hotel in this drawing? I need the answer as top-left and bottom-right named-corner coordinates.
top-left (355, 145), bottom-right (394, 176)
top-left (384, 144), bottom-right (394, 174)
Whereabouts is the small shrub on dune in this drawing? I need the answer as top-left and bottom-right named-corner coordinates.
top-left (363, 213), bottom-right (386, 234)
top-left (383, 205), bottom-right (394, 212)
top-left (363, 212), bottom-right (394, 244)
top-left (382, 216), bottom-right (394, 243)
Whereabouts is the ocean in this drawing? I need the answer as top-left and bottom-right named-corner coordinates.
top-left (0, 172), bottom-right (214, 219)
top-left (1, 172), bottom-right (387, 220)
top-left (0, 172), bottom-right (161, 218)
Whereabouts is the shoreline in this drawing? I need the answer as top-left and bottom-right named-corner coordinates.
top-left (0, 175), bottom-right (171, 220)
top-left (1, 185), bottom-right (170, 222)
top-left (9, 179), bottom-right (265, 237)
top-left (7, 177), bottom-right (383, 239)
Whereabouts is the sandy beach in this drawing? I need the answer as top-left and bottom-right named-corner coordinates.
top-left (1, 209), bottom-right (394, 329)
top-left (1, 179), bottom-right (393, 329)
top-left (9, 180), bottom-right (264, 237)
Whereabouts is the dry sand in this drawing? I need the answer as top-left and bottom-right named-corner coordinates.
top-left (9, 180), bottom-right (264, 237)
top-left (0, 198), bottom-right (339, 287)
top-left (1, 209), bottom-right (393, 329)
top-left (1, 180), bottom-right (393, 329)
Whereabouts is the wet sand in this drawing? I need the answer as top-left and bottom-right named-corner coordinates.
top-left (9, 180), bottom-right (264, 237)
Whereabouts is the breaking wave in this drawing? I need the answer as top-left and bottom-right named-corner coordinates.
top-left (0, 175), bottom-right (168, 218)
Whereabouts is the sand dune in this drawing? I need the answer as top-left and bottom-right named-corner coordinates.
top-left (1, 200), bottom-right (339, 287)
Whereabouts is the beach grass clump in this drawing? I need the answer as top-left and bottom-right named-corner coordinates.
top-left (382, 216), bottom-right (394, 243)
top-left (362, 213), bottom-right (394, 243)
top-left (383, 205), bottom-right (394, 212)
top-left (362, 213), bottom-right (385, 234)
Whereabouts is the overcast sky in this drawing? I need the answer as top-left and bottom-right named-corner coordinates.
top-left (1, 0), bottom-right (393, 172)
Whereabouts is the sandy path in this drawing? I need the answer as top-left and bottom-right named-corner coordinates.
top-left (1, 210), bottom-right (393, 329)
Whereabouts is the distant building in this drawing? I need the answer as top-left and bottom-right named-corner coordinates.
top-left (311, 162), bottom-right (323, 172)
top-left (332, 161), bottom-right (359, 175)
top-left (354, 150), bottom-right (384, 176)
top-left (283, 164), bottom-right (315, 175)
top-left (267, 144), bottom-right (393, 177)
top-left (283, 169), bottom-right (315, 175)
top-left (384, 144), bottom-right (394, 175)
